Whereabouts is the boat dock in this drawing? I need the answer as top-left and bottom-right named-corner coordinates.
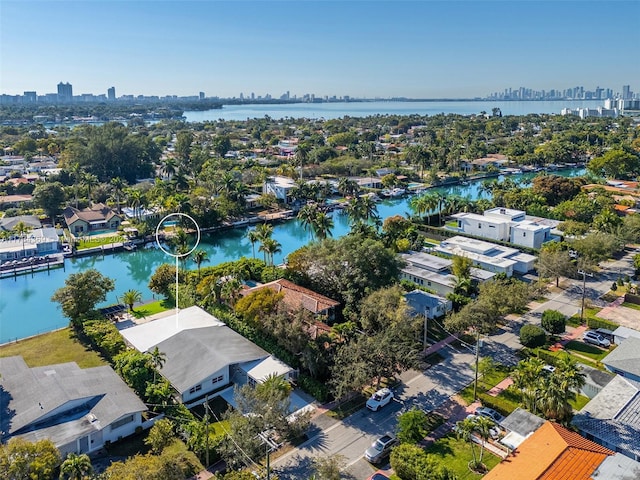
top-left (0, 254), bottom-right (65, 279)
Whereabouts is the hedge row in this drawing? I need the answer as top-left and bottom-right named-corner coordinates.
top-left (586, 317), bottom-right (618, 331)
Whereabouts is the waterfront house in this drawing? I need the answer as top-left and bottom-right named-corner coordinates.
top-left (572, 375), bottom-right (640, 461)
top-left (404, 289), bottom-right (452, 319)
top-left (451, 207), bottom-right (554, 250)
top-left (0, 214), bottom-right (41, 231)
top-left (63, 203), bottom-right (122, 235)
top-left (119, 306), bottom-right (295, 404)
top-left (239, 278), bottom-right (340, 322)
top-left (0, 356), bottom-right (147, 456)
top-left (0, 227), bottom-right (60, 261)
top-left (263, 175), bottom-right (297, 204)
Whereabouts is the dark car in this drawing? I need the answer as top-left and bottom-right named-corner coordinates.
top-left (367, 474), bottom-right (391, 480)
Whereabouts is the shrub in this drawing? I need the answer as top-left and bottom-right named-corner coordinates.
top-left (297, 373), bottom-right (331, 402)
top-left (586, 317), bottom-right (618, 330)
top-left (541, 310), bottom-right (566, 334)
top-left (520, 324), bottom-right (546, 348)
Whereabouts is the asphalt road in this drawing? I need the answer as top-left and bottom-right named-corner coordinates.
top-left (272, 250), bottom-right (637, 479)
top-left (272, 350), bottom-right (475, 479)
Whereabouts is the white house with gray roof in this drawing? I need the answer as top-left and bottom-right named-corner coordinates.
top-left (400, 251), bottom-right (495, 296)
top-left (572, 375), bottom-right (640, 461)
top-left (404, 289), bottom-right (452, 319)
top-left (603, 336), bottom-right (640, 382)
top-left (119, 306), bottom-right (294, 403)
top-left (0, 356), bottom-right (146, 456)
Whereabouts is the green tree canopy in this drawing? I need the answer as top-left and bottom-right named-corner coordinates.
top-left (0, 438), bottom-right (61, 480)
top-left (32, 181), bottom-right (66, 219)
top-left (51, 269), bottom-right (115, 324)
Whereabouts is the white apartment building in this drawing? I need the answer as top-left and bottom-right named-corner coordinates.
top-left (263, 175), bottom-right (297, 204)
top-left (435, 235), bottom-right (537, 276)
top-left (452, 207), bottom-right (554, 250)
top-left (400, 251), bottom-right (495, 296)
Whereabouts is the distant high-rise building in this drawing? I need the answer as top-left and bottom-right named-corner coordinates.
top-left (622, 85), bottom-right (632, 99)
top-left (57, 82), bottom-right (73, 102)
top-left (199, 91), bottom-right (205, 100)
top-left (107, 86), bottom-right (116, 100)
top-left (23, 91), bottom-right (36, 103)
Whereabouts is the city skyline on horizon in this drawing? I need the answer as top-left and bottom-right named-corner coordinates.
top-left (1, 1), bottom-right (639, 99)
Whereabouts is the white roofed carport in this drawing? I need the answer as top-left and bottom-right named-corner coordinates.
top-left (242, 356), bottom-right (293, 383)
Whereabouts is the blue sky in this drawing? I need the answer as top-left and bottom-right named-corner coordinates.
top-left (1, 1), bottom-right (638, 99)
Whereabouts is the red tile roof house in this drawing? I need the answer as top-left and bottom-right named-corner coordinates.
top-left (484, 421), bottom-right (618, 480)
top-left (240, 278), bottom-right (340, 334)
top-left (63, 203), bottom-right (123, 236)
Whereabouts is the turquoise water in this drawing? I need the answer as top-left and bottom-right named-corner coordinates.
top-left (0, 169), bottom-right (585, 343)
top-left (184, 100), bottom-right (605, 122)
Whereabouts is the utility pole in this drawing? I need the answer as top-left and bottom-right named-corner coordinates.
top-left (423, 312), bottom-right (428, 351)
top-left (473, 328), bottom-right (480, 401)
top-left (204, 395), bottom-right (210, 467)
top-left (578, 269), bottom-right (594, 323)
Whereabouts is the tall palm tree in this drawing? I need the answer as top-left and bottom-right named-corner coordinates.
top-left (512, 357), bottom-right (545, 413)
top-left (191, 249), bottom-right (209, 280)
top-left (121, 289), bottom-right (142, 312)
top-left (147, 346), bottom-right (167, 384)
top-left (472, 416), bottom-right (495, 467)
top-left (12, 221), bottom-right (32, 259)
top-left (409, 192), bottom-right (438, 220)
top-left (297, 204), bottom-right (318, 238)
top-left (311, 211), bottom-right (334, 241)
top-left (456, 417), bottom-right (480, 469)
top-left (82, 173), bottom-right (99, 203)
top-left (110, 177), bottom-right (126, 213)
top-left (259, 237), bottom-right (282, 266)
top-left (126, 187), bottom-right (143, 221)
top-left (59, 452), bottom-right (93, 480)
top-left (247, 229), bottom-right (260, 259)
top-left (540, 355), bottom-right (586, 423)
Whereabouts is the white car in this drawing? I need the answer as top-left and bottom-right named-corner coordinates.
top-left (366, 388), bottom-right (394, 411)
top-left (475, 406), bottom-right (504, 424)
top-left (583, 331), bottom-right (611, 348)
top-left (364, 434), bottom-right (398, 463)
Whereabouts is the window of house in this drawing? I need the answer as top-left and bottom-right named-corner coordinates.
top-left (478, 223), bottom-right (482, 228)
top-left (111, 414), bottom-right (135, 430)
top-left (212, 375), bottom-right (224, 385)
top-left (523, 232), bottom-right (526, 237)
top-left (189, 384), bottom-right (202, 394)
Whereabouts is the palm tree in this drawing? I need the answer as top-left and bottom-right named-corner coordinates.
top-left (12, 221), bottom-right (32, 259)
top-left (110, 177), bottom-right (126, 213)
top-left (247, 229), bottom-right (260, 259)
top-left (311, 211), bottom-right (334, 240)
top-left (121, 289), bottom-right (142, 312)
top-left (512, 357), bottom-right (545, 413)
top-left (409, 192), bottom-right (438, 220)
top-left (255, 222), bottom-right (274, 242)
top-left (82, 173), bottom-right (99, 203)
top-left (540, 354), bottom-right (586, 423)
top-left (456, 417), bottom-right (480, 469)
top-left (256, 373), bottom-right (292, 401)
top-left (191, 249), bottom-right (209, 279)
top-left (59, 452), bottom-right (93, 480)
top-left (259, 237), bottom-right (282, 266)
top-left (220, 277), bottom-right (242, 306)
top-left (147, 346), bottom-right (167, 384)
top-left (297, 204), bottom-right (318, 238)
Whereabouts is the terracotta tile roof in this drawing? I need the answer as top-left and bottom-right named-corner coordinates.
top-left (240, 278), bottom-right (339, 314)
top-left (63, 203), bottom-right (121, 225)
top-left (483, 422), bottom-right (613, 480)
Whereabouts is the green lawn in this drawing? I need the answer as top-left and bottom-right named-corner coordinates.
top-left (459, 367), bottom-right (510, 405)
top-left (564, 340), bottom-right (612, 361)
top-left (570, 393), bottom-right (590, 412)
top-left (75, 235), bottom-right (125, 250)
top-left (0, 328), bottom-right (107, 368)
top-left (425, 435), bottom-right (501, 479)
top-left (131, 299), bottom-right (173, 319)
top-left (621, 302), bottom-right (640, 311)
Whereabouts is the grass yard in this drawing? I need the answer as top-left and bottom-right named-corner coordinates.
top-left (564, 340), bottom-right (612, 361)
top-left (0, 328), bottom-right (107, 368)
top-left (425, 434), bottom-right (501, 479)
top-left (131, 299), bottom-right (173, 319)
top-left (621, 302), bottom-right (640, 311)
top-left (75, 235), bottom-right (125, 250)
top-left (459, 367), bottom-right (510, 405)
top-left (326, 394), bottom-right (367, 420)
top-left (570, 393), bottom-right (590, 412)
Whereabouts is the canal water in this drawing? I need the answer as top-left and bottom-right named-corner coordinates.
top-left (0, 169), bottom-right (585, 343)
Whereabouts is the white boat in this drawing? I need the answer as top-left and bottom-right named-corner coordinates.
top-left (389, 187), bottom-right (406, 197)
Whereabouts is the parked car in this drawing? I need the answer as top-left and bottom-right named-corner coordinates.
top-left (364, 434), bottom-right (398, 463)
top-left (583, 330), bottom-right (611, 348)
top-left (542, 364), bottom-right (556, 374)
top-left (475, 406), bottom-right (504, 424)
top-left (367, 474), bottom-right (391, 480)
top-left (366, 387), bottom-right (394, 411)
